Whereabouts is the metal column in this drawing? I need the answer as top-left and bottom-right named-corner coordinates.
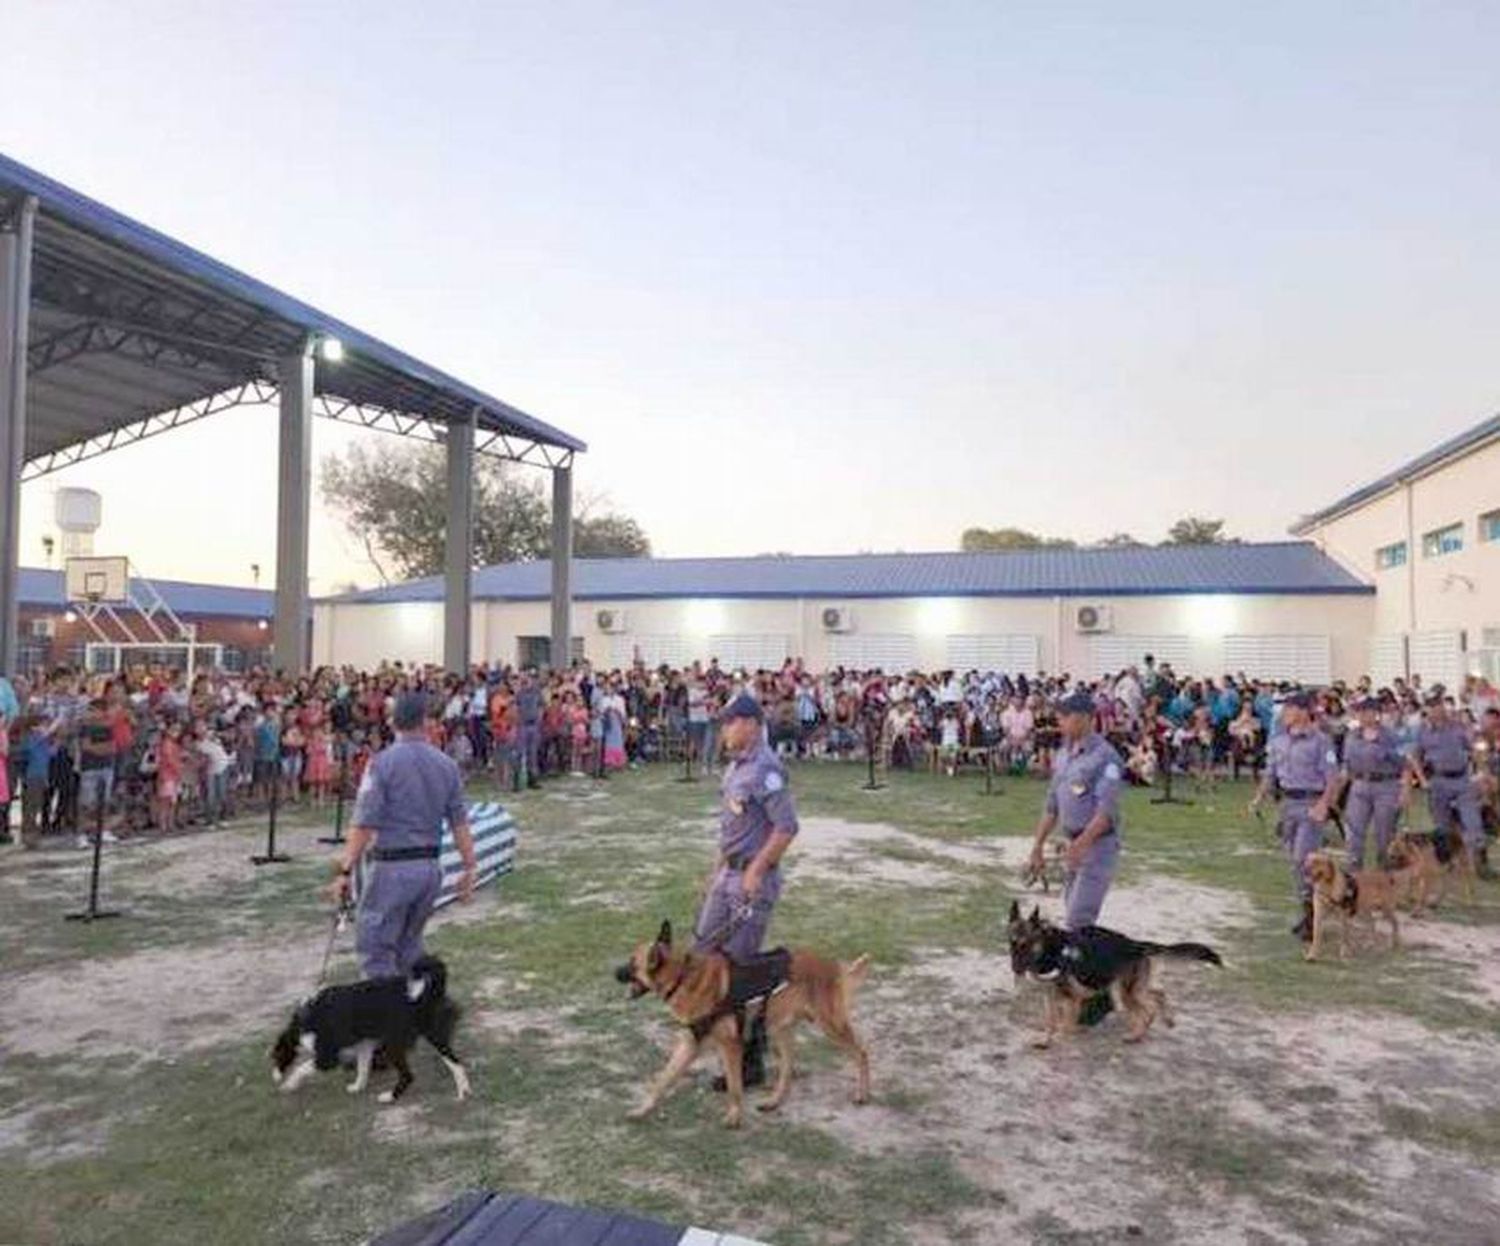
top-left (443, 409), bottom-right (475, 673)
top-left (273, 345), bottom-right (313, 674)
top-left (0, 195), bottom-right (36, 678)
top-left (549, 464), bottom-right (573, 669)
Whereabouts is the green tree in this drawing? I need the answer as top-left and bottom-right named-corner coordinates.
top-left (1163, 516), bottom-right (1231, 545)
top-left (1094, 532), bottom-right (1142, 548)
top-left (960, 527), bottom-right (1077, 552)
top-left (320, 442), bottom-right (649, 582)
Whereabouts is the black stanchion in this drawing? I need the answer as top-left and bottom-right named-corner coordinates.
top-left (1151, 739), bottom-right (1192, 806)
top-left (860, 720), bottom-right (885, 792)
top-left (67, 799), bottom-right (121, 922)
top-left (318, 737), bottom-right (348, 846)
top-left (676, 730), bottom-right (697, 783)
top-left (252, 776), bottom-right (292, 865)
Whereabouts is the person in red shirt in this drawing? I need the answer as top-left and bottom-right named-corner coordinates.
top-left (156, 721), bottom-right (184, 834)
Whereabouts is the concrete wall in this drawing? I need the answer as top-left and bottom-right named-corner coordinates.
top-left (314, 591), bottom-right (1376, 681)
top-left (1299, 433), bottom-right (1500, 679)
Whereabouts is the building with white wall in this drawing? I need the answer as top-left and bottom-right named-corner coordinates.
top-left (314, 543), bottom-right (1375, 681)
top-left (1291, 411), bottom-right (1500, 689)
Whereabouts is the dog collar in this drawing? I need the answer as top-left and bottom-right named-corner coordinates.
top-left (660, 967), bottom-right (688, 1002)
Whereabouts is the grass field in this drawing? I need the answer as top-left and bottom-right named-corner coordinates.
top-left (2, 764), bottom-right (1499, 1245)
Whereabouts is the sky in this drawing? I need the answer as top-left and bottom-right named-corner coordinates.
top-left (4, 1), bottom-right (1499, 594)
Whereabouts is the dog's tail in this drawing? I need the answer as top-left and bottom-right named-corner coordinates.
top-left (1139, 941), bottom-right (1222, 966)
top-left (839, 954), bottom-right (871, 1007)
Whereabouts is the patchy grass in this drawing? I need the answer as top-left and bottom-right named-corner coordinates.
top-left (2, 763), bottom-right (1499, 1245)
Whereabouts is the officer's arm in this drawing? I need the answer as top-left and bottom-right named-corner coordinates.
top-left (1312, 743), bottom-right (1340, 818)
top-left (445, 767), bottom-right (478, 877)
top-left (1074, 756), bottom-right (1123, 852)
top-left (1032, 780), bottom-right (1060, 849)
top-left (1405, 739), bottom-right (1427, 788)
top-left (337, 758), bottom-right (387, 877)
top-left (1250, 744), bottom-right (1278, 810)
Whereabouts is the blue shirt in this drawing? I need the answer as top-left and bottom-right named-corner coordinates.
top-left (1045, 733), bottom-right (1125, 834)
top-left (718, 740), bottom-right (798, 863)
top-left (18, 730), bottom-right (54, 784)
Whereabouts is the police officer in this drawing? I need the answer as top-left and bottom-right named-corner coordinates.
top-left (515, 672), bottom-right (544, 788)
top-left (1408, 689), bottom-right (1493, 879)
top-left (1249, 690), bottom-right (1339, 943)
top-left (1028, 689), bottom-right (1125, 930)
top-left (328, 691), bottom-right (477, 980)
top-left (1339, 694), bottom-right (1407, 870)
top-left (694, 691), bottom-right (799, 1087)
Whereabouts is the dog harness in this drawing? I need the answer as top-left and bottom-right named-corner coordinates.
top-left (1336, 868), bottom-right (1360, 915)
top-left (686, 948), bottom-right (792, 1042)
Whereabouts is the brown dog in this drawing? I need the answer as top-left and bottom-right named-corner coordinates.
top-left (616, 921), bottom-right (870, 1129)
top-left (1304, 851), bottom-right (1403, 961)
top-left (1390, 830), bottom-right (1476, 913)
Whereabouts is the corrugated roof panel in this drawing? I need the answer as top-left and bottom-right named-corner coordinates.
top-left (324, 542), bottom-right (1373, 606)
top-left (17, 567), bottom-right (273, 619)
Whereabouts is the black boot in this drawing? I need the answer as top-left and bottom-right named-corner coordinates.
top-left (1292, 900), bottom-right (1314, 943)
top-left (712, 1013), bottom-right (768, 1091)
top-left (1078, 991), bottom-right (1114, 1027)
top-left (1478, 846), bottom-right (1497, 882)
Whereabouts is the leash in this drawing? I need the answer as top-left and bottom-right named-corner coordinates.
top-left (694, 901), bottom-right (755, 950)
top-left (312, 898), bottom-right (355, 992)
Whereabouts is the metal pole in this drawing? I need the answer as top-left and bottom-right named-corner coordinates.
top-left (550, 464), bottom-right (573, 670)
top-left (443, 409), bottom-right (475, 674)
top-left (252, 765), bottom-right (291, 865)
top-left (0, 195), bottom-right (36, 677)
top-left (67, 787), bottom-right (121, 921)
top-left (273, 345), bottom-right (313, 676)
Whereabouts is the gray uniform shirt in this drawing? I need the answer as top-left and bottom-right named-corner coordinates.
top-left (1413, 721), bottom-right (1473, 776)
top-left (719, 740), bottom-right (799, 862)
top-left (1266, 727), bottom-right (1336, 797)
top-left (352, 736), bottom-right (467, 851)
top-left (1045, 733), bottom-right (1124, 835)
top-left (1342, 726), bottom-right (1406, 780)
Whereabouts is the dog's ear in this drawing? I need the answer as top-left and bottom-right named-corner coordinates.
top-left (1008, 900), bottom-right (1020, 923)
top-left (656, 919), bottom-right (672, 948)
top-left (647, 944), bottom-right (664, 973)
top-left (1029, 905), bottom-right (1040, 924)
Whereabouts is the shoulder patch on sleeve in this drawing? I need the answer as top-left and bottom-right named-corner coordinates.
top-left (1326, 750), bottom-right (1338, 766)
top-left (764, 770), bottom-right (784, 794)
top-left (1104, 764), bottom-right (1121, 781)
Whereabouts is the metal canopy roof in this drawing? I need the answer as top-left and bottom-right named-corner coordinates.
top-left (0, 152), bottom-right (585, 479)
top-left (326, 541), bottom-right (1374, 605)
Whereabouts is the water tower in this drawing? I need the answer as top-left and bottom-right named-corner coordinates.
top-left (54, 487), bottom-right (102, 560)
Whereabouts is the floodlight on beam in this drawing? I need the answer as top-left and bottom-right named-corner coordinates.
top-left (318, 336), bottom-right (345, 363)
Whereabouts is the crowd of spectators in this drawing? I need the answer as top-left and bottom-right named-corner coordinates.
top-left (3, 653), bottom-right (1498, 848)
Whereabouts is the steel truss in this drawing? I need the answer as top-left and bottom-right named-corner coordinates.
top-left (22, 381), bottom-right (574, 481)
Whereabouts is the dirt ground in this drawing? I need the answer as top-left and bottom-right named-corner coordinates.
top-left (2, 767), bottom-right (1499, 1245)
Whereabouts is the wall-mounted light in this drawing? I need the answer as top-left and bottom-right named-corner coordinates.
top-left (63, 610), bottom-right (77, 624)
top-left (257, 619), bottom-right (269, 631)
top-left (318, 336), bottom-right (344, 363)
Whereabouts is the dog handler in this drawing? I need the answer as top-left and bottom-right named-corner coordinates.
top-left (1249, 689), bottom-right (1339, 943)
top-left (1408, 689), bottom-right (1494, 880)
top-left (327, 692), bottom-right (477, 980)
top-left (1027, 689), bottom-right (1125, 930)
top-left (693, 690), bottom-right (799, 1086)
top-left (1339, 694), bottom-right (1407, 870)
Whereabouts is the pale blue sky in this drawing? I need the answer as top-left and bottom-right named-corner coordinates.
top-left (4, 2), bottom-right (1499, 591)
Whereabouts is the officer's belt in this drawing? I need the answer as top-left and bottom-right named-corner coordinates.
top-left (724, 852), bottom-right (763, 871)
top-left (1350, 773), bottom-right (1402, 782)
top-left (371, 846), bottom-right (441, 862)
top-left (1281, 789), bottom-right (1324, 800)
top-left (1434, 769), bottom-right (1469, 779)
top-left (1063, 825), bottom-right (1115, 841)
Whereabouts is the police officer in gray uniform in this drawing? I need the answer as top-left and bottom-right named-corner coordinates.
top-left (1340, 694), bottom-right (1408, 870)
top-left (516, 673), bottom-right (544, 788)
top-left (1028, 690), bottom-right (1125, 930)
top-left (1250, 690), bottom-right (1339, 942)
top-left (1409, 689), bottom-right (1493, 879)
top-left (329, 692), bottom-right (478, 979)
top-left (694, 691), bottom-right (799, 1087)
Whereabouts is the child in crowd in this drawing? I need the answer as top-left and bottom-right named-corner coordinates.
top-left (938, 708), bottom-right (961, 777)
top-left (156, 720), bottom-right (183, 834)
top-left (304, 719), bottom-right (333, 806)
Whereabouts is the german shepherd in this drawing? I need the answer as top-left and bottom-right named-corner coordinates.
top-left (1303, 851), bottom-right (1405, 962)
top-left (1390, 829), bottom-right (1476, 912)
top-left (1007, 901), bottom-right (1221, 1047)
top-left (616, 921), bottom-right (870, 1129)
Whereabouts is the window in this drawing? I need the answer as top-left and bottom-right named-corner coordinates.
top-left (1422, 523), bottom-right (1463, 559)
top-left (1375, 542), bottom-right (1407, 570)
top-left (1480, 510), bottom-right (1500, 543)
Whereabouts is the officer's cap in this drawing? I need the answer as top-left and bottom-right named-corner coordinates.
top-left (1353, 694), bottom-right (1382, 711)
top-left (718, 691), bottom-right (764, 722)
top-left (1281, 689), bottom-right (1314, 709)
top-left (1057, 690), bottom-right (1094, 716)
top-left (1424, 687), bottom-right (1447, 706)
top-left (393, 691), bottom-right (430, 731)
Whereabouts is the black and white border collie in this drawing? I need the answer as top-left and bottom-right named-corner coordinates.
top-left (271, 955), bottom-right (470, 1103)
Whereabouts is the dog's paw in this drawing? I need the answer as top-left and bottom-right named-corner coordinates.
top-left (756, 1098), bottom-right (782, 1114)
top-left (378, 1090), bottom-right (398, 1105)
top-left (722, 1110), bottom-right (743, 1130)
top-left (346, 1083), bottom-right (363, 1095)
top-left (625, 1104), bottom-right (653, 1122)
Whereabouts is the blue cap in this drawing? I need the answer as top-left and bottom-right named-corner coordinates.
top-left (1057, 690), bottom-right (1094, 716)
top-left (1281, 690), bottom-right (1313, 709)
top-left (1354, 694), bottom-right (1381, 711)
top-left (718, 691), bottom-right (764, 722)
top-left (393, 691), bottom-right (430, 731)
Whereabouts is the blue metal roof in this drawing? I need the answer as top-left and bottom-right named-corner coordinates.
top-left (1291, 411), bottom-right (1500, 534)
top-left (0, 151), bottom-right (584, 464)
top-left (325, 542), bottom-right (1372, 605)
top-left (18, 567), bottom-right (272, 620)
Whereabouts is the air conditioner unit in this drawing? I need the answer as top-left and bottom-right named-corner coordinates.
top-left (1074, 604), bottom-right (1113, 634)
top-left (30, 617), bottom-right (56, 639)
top-left (821, 606), bottom-right (855, 633)
top-left (595, 608), bottom-right (629, 634)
